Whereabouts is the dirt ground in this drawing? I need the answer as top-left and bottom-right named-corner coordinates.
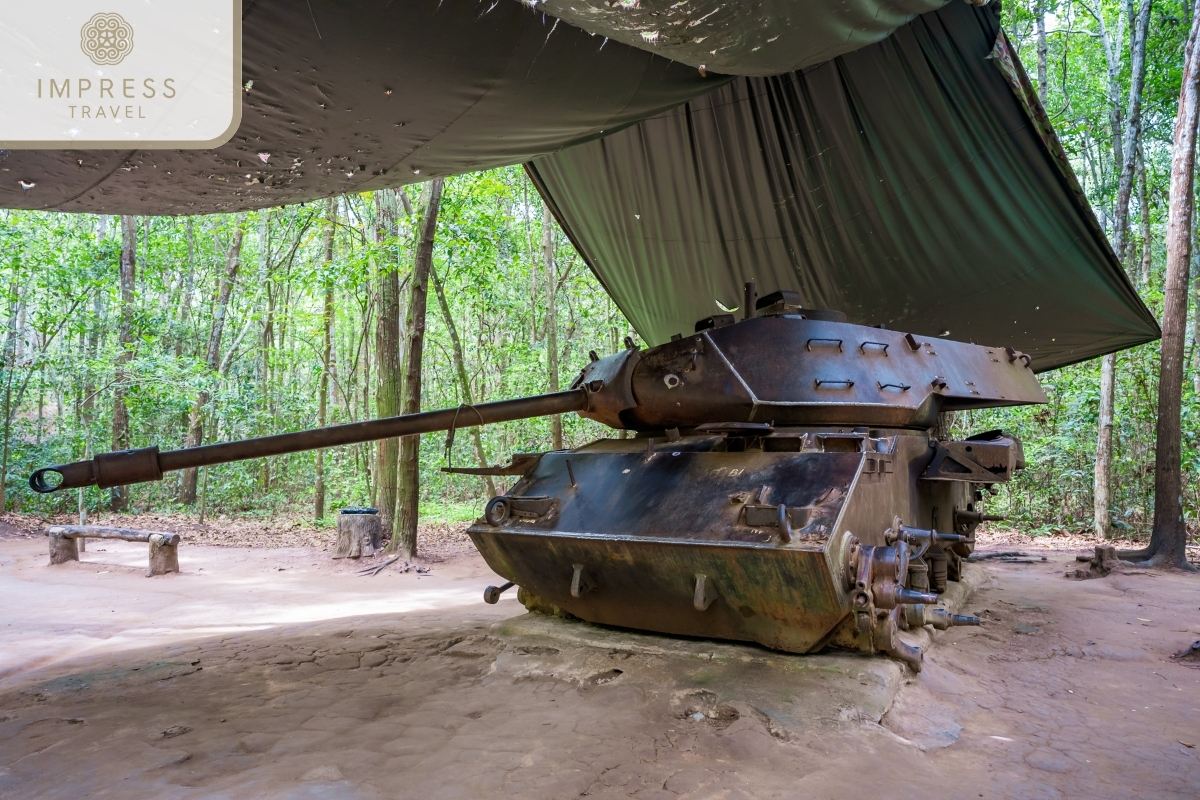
top-left (0, 525), bottom-right (1198, 799)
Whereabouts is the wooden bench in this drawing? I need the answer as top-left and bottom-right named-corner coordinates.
top-left (46, 525), bottom-right (181, 576)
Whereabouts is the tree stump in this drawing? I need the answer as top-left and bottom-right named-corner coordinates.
top-left (48, 530), bottom-right (79, 564)
top-left (147, 533), bottom-right (181, 576)
top-left (1067, 544), bottom-right (1125, 579)
top-left (333, 509), bottom-right (381, 559)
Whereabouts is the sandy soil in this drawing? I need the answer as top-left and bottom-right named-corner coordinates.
top-left (0, 528), bottom-right (1198, 799)
top-left (886, 553), bottom-right (1200, 798)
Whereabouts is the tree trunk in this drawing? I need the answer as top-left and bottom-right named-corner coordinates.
top-left (374, 190), bottom-right (402, 540)
top-left (362, 294), bottom-right (374, 502)
top-left (431, 264), bottom-right (497, 498)
top-left (83, 217), bottom-right (107, 425)
top-left (1193, 217), bottom-right (1200, 392)
top-left (1092, 0), bottom-right (1152, 540)
top-left (393, 178), bottom-right (444, 558)
top-left (78, 443), bottom-right (89, 527)
top-left (261, 231), bottom-right (275, 491)
top-left (316, 198), bottom-right (337, 520)
top-left (176, 218), bottom-right (195, 360)
top-left (1036, 0), bottom-right (1048, 107)
top-left (0, 279), bottom-right (20, 513)
top-left (180, 218), bottom-right (246, 504)
top-left (543, 205), bottom-right (563, 450)
top-left (1112, 0), bottom-right (1154, 262)
top-left (1124, 0), bottom-right (1200, 568)
top-left (1095, 353), bottom-right (1116, 538)
top-left (111, 216), bottom-right (137, 512)
top-left (1093, 9), bottom-right (1126, 185)
top-left (1139, 147), bottom-right (1154, 287)
top-left (83, 291), bottom-right (101, 423)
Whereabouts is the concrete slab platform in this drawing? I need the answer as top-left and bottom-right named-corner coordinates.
top-left (485, 564), bottom-right (986, 735)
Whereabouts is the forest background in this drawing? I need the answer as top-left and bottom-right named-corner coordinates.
top-left (2, 0), bottom-right (1199, 552)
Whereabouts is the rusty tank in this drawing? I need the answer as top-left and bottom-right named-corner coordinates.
top-left (30, 288), bottom-right (1045, 670)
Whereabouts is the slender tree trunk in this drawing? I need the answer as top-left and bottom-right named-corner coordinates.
top-left (78, 443), bottom-right (89, 526)
top-left (0, 280), bottom-right (20, 513)
top-left (178, 219), bottom-right (196, 450)
top-left (1139, 147), bottom-right (1154, 287)
top-left (362, 298), bottom-right (374, 502)
top-left (1093, 0), bottom-right (1152, 539)
top-left (543, 205), bottom-right (563, 450)
top-left (1095, 355), bottom-right (1117, 538)
top-left (374, 190), bottom-right (402, 539)
top-left (82, 218), bottom-right (107, 426)
top-left (1094, 10), bottom-right (1126, 183)
top-left (393, 178), bottom-right (444, 558)
top-left (83, 294), bottom-right (99, 423)
top-left (256, 212), bottom-right (272, 494)
top-left (176, 218), bottom-right (195, 360)
top-left (1036, 0), bottom-right (1049, 108)
top-left (180, 218), bottom-right (246, 504)
top-left (36, 370), bottom-right (44, 445)
top-left (1113, 0), bottom-right (1153, 262)
top-left (110, 216), bottom-right (137, 511)
top-left (1125, 0), bottom-right (1200, 568)
top-left (1193, 218), bottom-right (1200, 392)
top-left (431, 264), bottom-right (497, 498)
top-left (261, 245), bottom-right (275, 491)
top-left (316, 198), bottom-right (337, 519)
top-left (357, 289), bottom-right (375, 503)
top-left (74, 330), bottom-right (84, 424)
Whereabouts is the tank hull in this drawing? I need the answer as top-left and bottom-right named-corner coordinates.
top-left (468, 425), bottom-right (1005, 662)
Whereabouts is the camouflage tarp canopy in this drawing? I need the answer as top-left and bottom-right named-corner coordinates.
top-left (0, 0), bottom-right (1158, 368)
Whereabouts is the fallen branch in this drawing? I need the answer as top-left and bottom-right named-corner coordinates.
top-left (968, 551), bottom-right (1032, 560)
top-left (357, 555), bottom-right (400, 576)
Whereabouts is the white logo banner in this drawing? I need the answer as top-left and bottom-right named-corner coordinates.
top-left (0, 1), bottom-right (241, 148)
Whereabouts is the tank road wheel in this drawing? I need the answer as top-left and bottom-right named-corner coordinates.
top-left (484, 496), bottom-right (511, 526)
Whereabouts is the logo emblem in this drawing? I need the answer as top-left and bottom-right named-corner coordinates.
top-left (80, 12), bottom-right (134, 66)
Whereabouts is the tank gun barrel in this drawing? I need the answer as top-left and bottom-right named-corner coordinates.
top-left (30, 389), bottom-right (589, 494)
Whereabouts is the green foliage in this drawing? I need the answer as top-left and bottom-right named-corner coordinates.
top-left (0, 167), bottom-right (636, 521)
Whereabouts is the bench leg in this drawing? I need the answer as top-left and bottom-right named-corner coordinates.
top-left (48, 532), bottom-right (79, 564)
top-left (147, 534), bottom-right (180, 577)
